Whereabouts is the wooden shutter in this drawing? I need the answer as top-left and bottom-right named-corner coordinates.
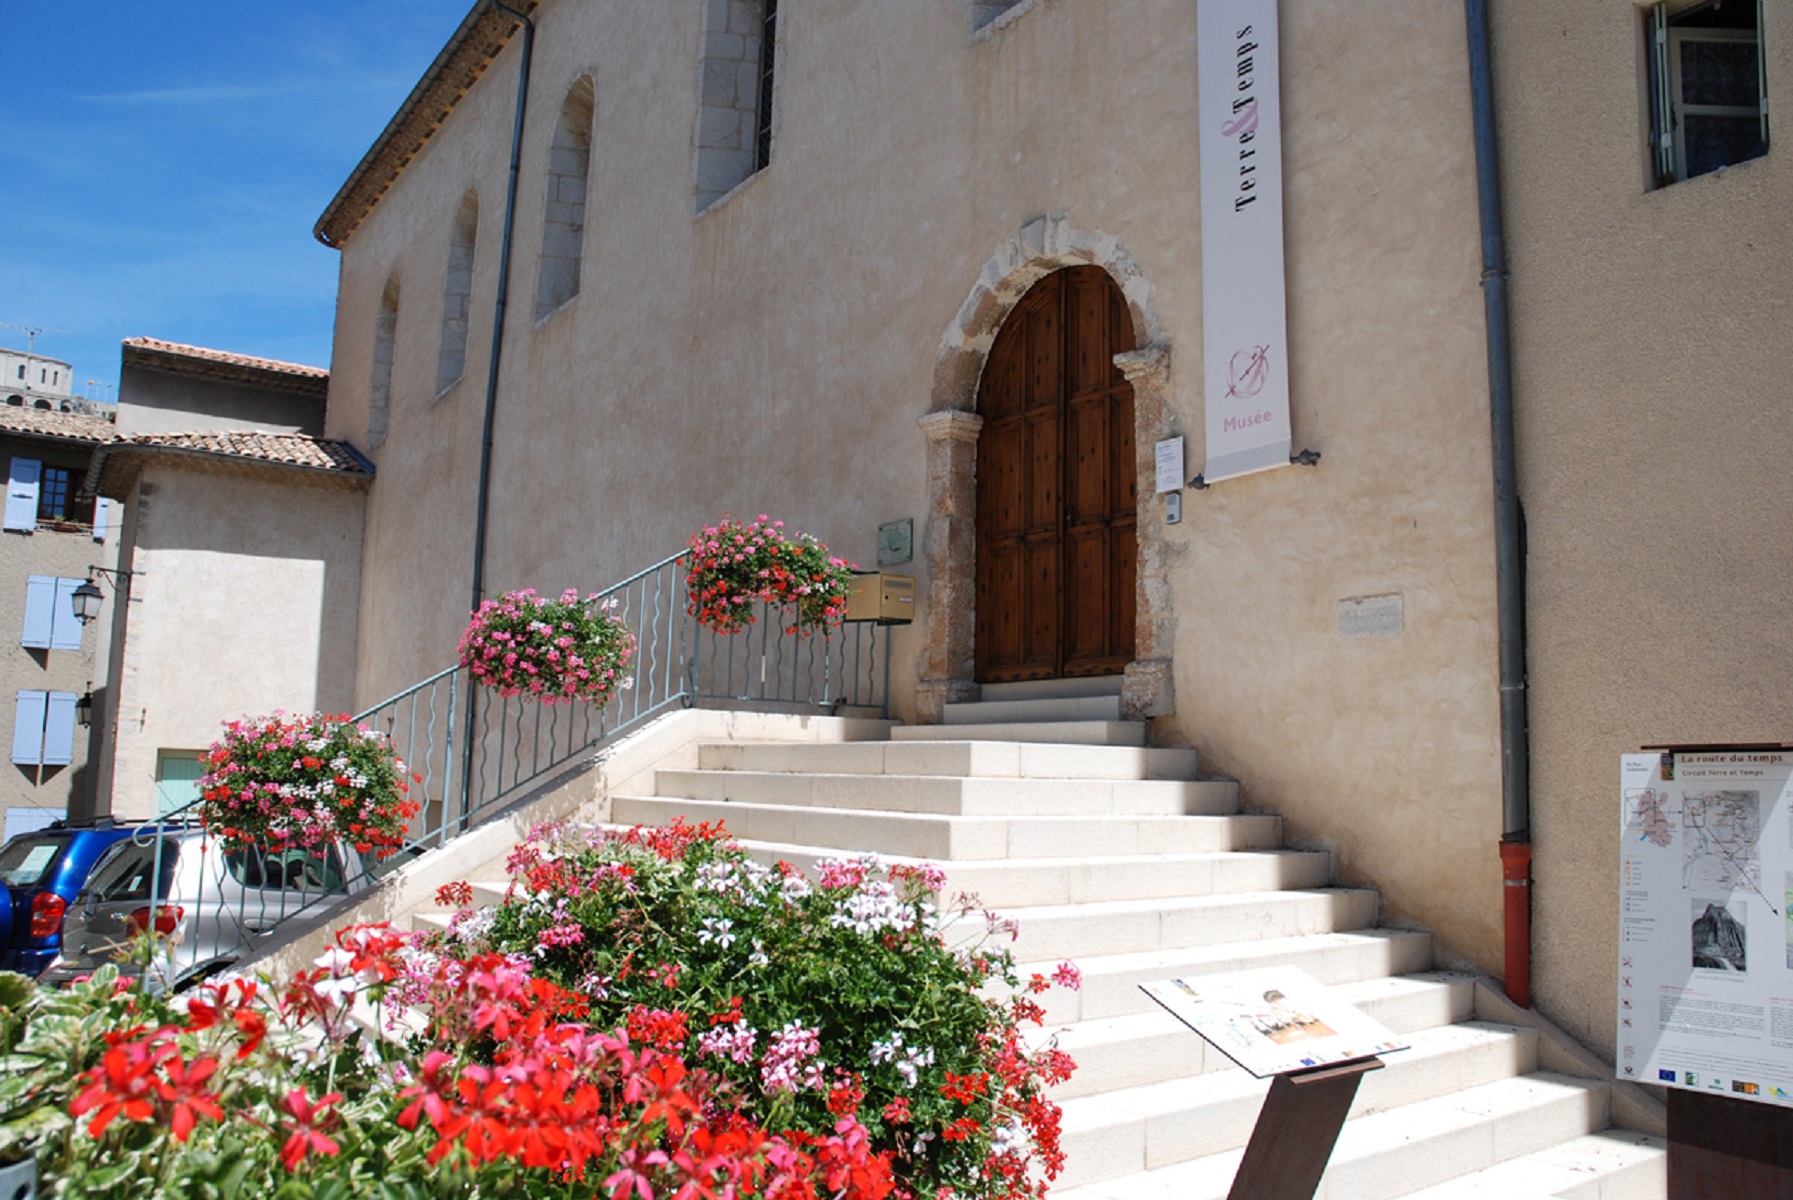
top-left (11, 690), bottom-right (46, 765)
top-left (50, 577), bottom-right (83, 650)
top-left (41, 692), bottom-right (77, 766)
top-left (4, 458), bottom-right (40, 532)
top-left (21, 575), bottom-right (54, 648)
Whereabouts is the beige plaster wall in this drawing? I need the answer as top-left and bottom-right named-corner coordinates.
top-left (1492, 2), bottom-right (1793, 1059)
top-left (328, 0), bottom-right (1505, 978)
top-left (103, 462), bottom-right (365, 820)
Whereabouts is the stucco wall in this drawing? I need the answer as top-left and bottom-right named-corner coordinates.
top-left (102, 461), bottom-right (365, 820)
top-left (116, 364), bottom-right (326, 438)
top-left (0, 444), bottom-right (106, 823)
top-left (326, 0), bottom-right (1506, 978)
top-left (1492, 2), bottom-right (1793, 1059)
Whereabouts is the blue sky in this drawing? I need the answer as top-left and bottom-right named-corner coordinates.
top-left (0, 1), bottom-right (469, 398)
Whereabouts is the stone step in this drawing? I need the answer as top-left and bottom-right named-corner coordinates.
top-left (979, 676), bottom-right (1125, 701)
top-left (696, 739), bottom-right (1198, 780)
top-left (1003, 888), bottom-right (1380, 961)
top-left (1053, 1073), bottom-right (1614, 1199)
top-left (654, 769), bottom-right (1237, 817)
top-left (732, 844), bottom-right (1330, 908)
top-left (891, 721), bottom-right (1146, 746)
top-left (610, 796), bottom-right (1284, 861)
top-left (1056, 1022), bottom-right (1546, 1190)
top-left (944, 694), bottom-right (1124, 725)
top-left (1047, 973), bottom-right (1478, 1099)
top-left (1025, 929), bottom-right (1436, 1025)
top-left (1395, 1129), bottom-right (1667, 1200)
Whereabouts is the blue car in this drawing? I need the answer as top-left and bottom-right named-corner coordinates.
top-left (0, 822), bottom-right (137, 977)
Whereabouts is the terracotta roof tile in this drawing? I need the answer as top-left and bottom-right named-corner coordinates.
top-left (0, 405), bottom-right (116, 444)
top-left (115, 430), bottom-right (370, 473)
top-left (121, 337), bottom-right (329, 382)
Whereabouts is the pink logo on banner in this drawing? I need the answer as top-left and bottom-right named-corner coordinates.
top-left (1226, 345), bottom-right (1271, 399)
top-left (1221, 98), bottom-right (1260, 140)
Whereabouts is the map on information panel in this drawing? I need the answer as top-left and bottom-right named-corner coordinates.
top-left (1617, 752), bottom-right (1793, 1108)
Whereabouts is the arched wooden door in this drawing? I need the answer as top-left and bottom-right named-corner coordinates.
top-left (975, 266), bottom-right (1137, 682)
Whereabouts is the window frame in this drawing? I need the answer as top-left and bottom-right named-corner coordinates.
top-left (1647, 0), bottom-right (1770, 186)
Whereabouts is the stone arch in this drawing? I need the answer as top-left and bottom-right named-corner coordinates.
top-left (916, 213), bottom-right (1174, 723)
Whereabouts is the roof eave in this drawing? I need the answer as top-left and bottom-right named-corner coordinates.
top-left (314, 1), bottom-right (537, 249)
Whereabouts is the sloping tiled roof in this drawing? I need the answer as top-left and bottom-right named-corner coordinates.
top-left (0, 405), bottom-right (116, 444)
top-left (84, 430), bottom-right (373, 499)
top-left (121, 337), bottom-right (330, 395)
top-left (315, 0), bottom-right (538, 248)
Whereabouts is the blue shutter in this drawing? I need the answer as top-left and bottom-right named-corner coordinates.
top-left (11, 691), bottom-right (46, 765)
top-left (41, 692), bottom-right (77, 766)
top-left (21, 576), bottom-right (53, 648)
top-left (4, 458), bottom-right (40, 532)
top-left (49, 577), bottom-right (83, 650)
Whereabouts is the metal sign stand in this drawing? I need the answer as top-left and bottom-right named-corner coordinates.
top-left (1668, 1089), bottom-right (1793, 1199)
top-left (1226, 1056), bottom-right (1384, 1200)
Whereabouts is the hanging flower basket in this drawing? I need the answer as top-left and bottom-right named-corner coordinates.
top-left (685, 514), bottom-right (853, 636)
top-left (197, 713), bottom-right (417, 860)
top-left (458, 588), bottom-right (637, 704)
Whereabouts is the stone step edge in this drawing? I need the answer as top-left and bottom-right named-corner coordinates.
top-left (1394, 1129), bottom-right (1666, 1200)
top-left (1052, 1072), bottom-right (1613, 1200)
top-left (1056, 1019), bottom-right (1541, 1128)
top-left (1471, 979), bottom-right (1667, 1138)
top-left (612, 794), bottom-right (1272, 829)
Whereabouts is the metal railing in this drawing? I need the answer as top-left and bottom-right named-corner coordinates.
top-left (93, 550), bottom-right (889, 985)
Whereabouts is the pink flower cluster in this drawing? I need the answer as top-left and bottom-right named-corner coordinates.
top-left (459, 588), bottom-right (636, 705)
top-left (762, 1020), bottom-right (825, 1094)
top-left (685, 514), bottom-right (854, 637)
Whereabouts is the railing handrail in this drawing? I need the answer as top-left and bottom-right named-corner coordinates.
top-left (112, 545), bottom-right (886, 989)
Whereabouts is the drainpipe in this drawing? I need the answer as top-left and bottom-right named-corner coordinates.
top-left (470, 0), bottom-right (534, 614)
top-left (464, 0), bottom-right (535, 826)
top-left (1464, 0), bottom-right (1532, 1009)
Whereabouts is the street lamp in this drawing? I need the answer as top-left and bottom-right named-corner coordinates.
top-left (75, 691), bottom-right (93, 728)
top-left (68, 566), bottom-right (137, 627)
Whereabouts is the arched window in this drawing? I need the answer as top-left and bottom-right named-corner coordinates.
top-left (368, 276), bottom-right (400, 448)
top-left (535, 78), bottom-right (594, 320)
top-left (437, 191), bottom-right (479, 393)
top-left (4, 395), bottom-right (22, 407)
top-left (694, 0), bottom-right (777, 212)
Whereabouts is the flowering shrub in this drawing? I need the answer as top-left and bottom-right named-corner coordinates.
top-left (685, 515), bottom-right (854, 636)
top-left (197, 713), bottom-right (417, 860)
top-left (434, 820), bottom-right (1077, 1199)
top-left (459, 588), bottom-right (637, 704)
top-left (0, 926), bottom-right (898, 1198)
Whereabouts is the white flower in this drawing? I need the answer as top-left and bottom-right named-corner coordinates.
top-left (697, 916), bottom-right (737, 948)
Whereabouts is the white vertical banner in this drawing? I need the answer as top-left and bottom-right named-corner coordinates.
top-left (1197, 0), bottom-right (1292, 484)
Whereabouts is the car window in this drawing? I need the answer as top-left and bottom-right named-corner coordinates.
top-left (224, 846), bottom-right (347, 894)
top-left (84, 839), bottom-right (183, 903)
top-left (0, 836), bottom-right (66, 887)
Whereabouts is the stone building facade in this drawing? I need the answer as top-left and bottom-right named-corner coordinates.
top-left (310, 0), bottom-right (1787, 1064)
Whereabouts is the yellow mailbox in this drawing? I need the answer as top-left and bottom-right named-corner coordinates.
top-left (843, 573), bottom-right (915, 625)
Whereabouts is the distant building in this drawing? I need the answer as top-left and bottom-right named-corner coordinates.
top-left (1, 405), bottom-right (116, 838)
top-left (84, 340), bottom-right (368, 820)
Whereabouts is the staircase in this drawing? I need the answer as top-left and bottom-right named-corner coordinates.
top-left (270, 676), bottom-right (1668, 1198)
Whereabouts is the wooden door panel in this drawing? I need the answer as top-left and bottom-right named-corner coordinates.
top-left (1025, 410), bottom-right (1060, 533)
top-left (1068, 396), bottom-right (1109, 522)
top-left (976, 266), bottom-right (1136, 683)
top-left (1022, 537), bottom-right (1060, 677)
top-left (1065, 527), bottom-right (1110, 663)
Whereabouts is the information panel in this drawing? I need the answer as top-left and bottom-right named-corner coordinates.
top-left (1141, 966), bottom-right (1406, 1078)
top-left (1617, 750), bottom-right (1793, 1106)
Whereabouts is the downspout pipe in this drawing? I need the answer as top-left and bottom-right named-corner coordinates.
top-left (1464, 0), bottom-right (1533, 1008)
top-left (470, 0), bottom-right (534, 614)
top-left (464, 0), bottom-right (534, 827)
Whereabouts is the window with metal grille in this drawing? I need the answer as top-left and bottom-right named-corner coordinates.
top-left (1646, 0), bottom-right (1769, 186)
top-left (694, 0), bottom-right (778, 212)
